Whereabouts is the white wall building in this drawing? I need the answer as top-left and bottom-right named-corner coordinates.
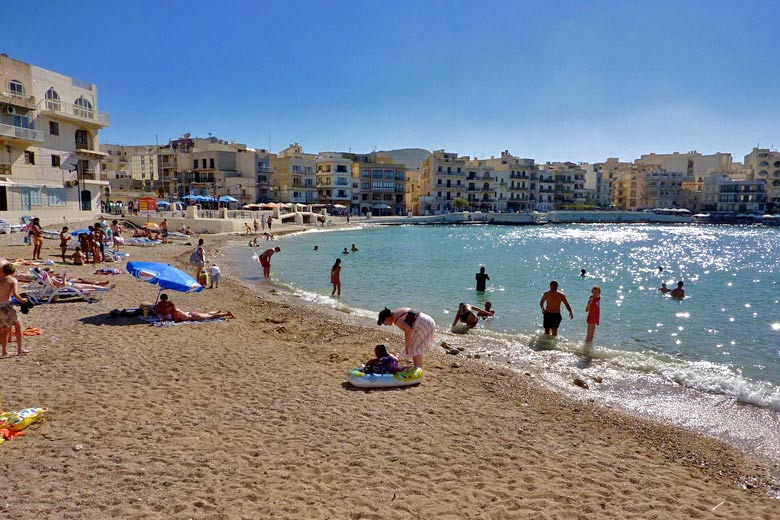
top-left (1, 54), bottom-right (109, 222)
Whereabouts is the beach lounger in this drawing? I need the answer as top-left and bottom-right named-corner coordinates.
top-left (22, 269), bottom-right (110, 304)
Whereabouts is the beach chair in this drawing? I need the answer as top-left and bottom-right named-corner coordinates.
top-left (22, 269), bottom-right (110, 304)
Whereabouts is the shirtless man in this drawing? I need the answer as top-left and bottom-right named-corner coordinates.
top-left (0, 263), bottom-right (29, 356)
top-left (259, 246), bottom-right (281, 278)
top-left (671, 281), bottom-right (685, 300)
top-left (539, 280), bottom-right (573, 336)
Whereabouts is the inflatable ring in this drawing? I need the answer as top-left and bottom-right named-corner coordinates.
top-left (347, 366), bottom-right (424, 388)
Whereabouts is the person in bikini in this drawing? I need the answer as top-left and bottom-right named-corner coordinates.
top-left (30, 217), bottom-right (44, 260)
top-left (154, 293), bottom-right (234, 322)
top-left (451, 302), bottom-right (493, 329)
top-left (0, 263), bottom-right (29, 356)
top-left (540, 280), bottom-right (573, 337)
top-left (59, 226), bottom-right (71, 263)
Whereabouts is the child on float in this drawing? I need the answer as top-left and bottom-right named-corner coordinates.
top-left (363, 344), bottom-right (401, 374)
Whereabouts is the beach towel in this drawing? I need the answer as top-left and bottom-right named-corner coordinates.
top-left (141, 316), bottom-right (224, 327)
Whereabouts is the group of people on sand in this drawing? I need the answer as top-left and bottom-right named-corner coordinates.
top-left (55, 218), bottom-right (128, 265)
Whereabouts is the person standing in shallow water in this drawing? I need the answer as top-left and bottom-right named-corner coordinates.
top-left (475, 266), bottom-right (490, 292)
top-left (540, 280), bottom-right (573, 337)
top-left (671, 281), bottom-right (685, 300)
top-left (330, 258), bottom-right (342, 296)
top-left (584, 285), bottom-right (601, 344)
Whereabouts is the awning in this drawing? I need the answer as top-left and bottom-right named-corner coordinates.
top-left (75, 148), bottom-right (109, 158)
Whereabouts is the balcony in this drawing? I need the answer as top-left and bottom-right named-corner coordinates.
top-left (0, 122), bottom-right (44, 143)
top-left (37, 99), bottom-right (110, 128)
top-left (0, 92), bottom-right (36, 110)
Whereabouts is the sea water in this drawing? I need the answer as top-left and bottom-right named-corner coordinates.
top-left (224, 224), bottom-right (780, 462)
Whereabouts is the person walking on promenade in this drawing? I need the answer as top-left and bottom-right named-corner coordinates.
top-left (330, 258), bottom-right (342, 296)
top-left (475, 266), bottom-right (490, 292)
top-left (259, 246), bottom-right (280, 278)
top-left (584, 285), bottom-right (601, 344)
top-left (377, 307), bottom-right (436, 368)
top-left (30, 217), bottom-right (44, 260)
top-left (540, 280), bottom-right (573, 337)
top-left (0, 263), bottom-right (29, 357)
top-left (267, 215), bottom-right (273, 231)
top-left (59, 226), bottom-right (71, 263)
top-left (253, 219), bottom-right (259, 233)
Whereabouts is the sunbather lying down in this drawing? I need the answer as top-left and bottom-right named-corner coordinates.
top-left (34, 268), bottom-right (115, 291)
top-left (154, 293), bottom-right (234, 322)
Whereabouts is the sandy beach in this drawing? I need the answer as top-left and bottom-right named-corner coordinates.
top-left (0, 229), bottom-right (778, 519)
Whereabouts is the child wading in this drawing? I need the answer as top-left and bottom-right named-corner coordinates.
top-left (585, 285), bottom-right (601, 344)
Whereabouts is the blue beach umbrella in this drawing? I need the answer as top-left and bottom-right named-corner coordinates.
top-left (156, 200), bottom-right (170, 207)
top-left (218, 195), bottom-right (239, 203)
top-left (126, 261), bottom-right (203, 298)
top-left (70, 228), bottom-right (90, 236)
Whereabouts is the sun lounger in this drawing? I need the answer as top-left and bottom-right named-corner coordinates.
top-left (22, 268), bottom-right (111, 304)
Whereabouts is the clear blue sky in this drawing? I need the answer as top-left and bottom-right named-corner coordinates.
top-left (5, 0), bottom-right (779, 162)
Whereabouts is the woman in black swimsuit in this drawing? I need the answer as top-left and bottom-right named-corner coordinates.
top-left (451, 303), bottom-right (493, 329)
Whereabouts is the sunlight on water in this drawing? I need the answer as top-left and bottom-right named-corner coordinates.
top-left (226, 224), bottom-right (780, 412)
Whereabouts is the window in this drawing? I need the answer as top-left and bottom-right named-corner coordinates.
top-left (372, 169), bottom-right (383, 178)
top-left (75, 129), bottom-right (89, 149)
top-left (9, 80), bottom-right (24, 98)
top-left (336, 165), bottom-right (347, 173)
top-left (23, 187), bottom-right (43, 206)
top-left (759, 161), bottom-right (769, 167)
top-left (362, 182), bottom-right (369, 190)
top-left (383, 181), bottom-right (394, 189)
top-left (361, 169), bottom-right (370, 178)
top-left (45, 88), bottom-right (61, 110)
top-left (384, 170), bottom-right (395, 179)
top-left (209, 158), bottom-right (215, 169)
top-left (362, 194), bottom-right (368, 200)
top-left (74, 96), bottom-right (93, 118)
top-left (49, 121), bottom-right (59, 136)
top-left (193, 160), bottom-right (198, 169)
top-left (335, 177), bottom-right (349, 186)
top-left (51, 154), bottom-right (61, 167)
top-left (372, 181), bottom-right (382, 189)
top-left (759, 170), bottom-right (767, 176)
top-left (48, 188), bottom-right (67, 206)
top-left (774, 171), bottom-right (780, 178)
top-left (24, 151), bottom-right (35, 164)
top-left (396, 172), bottom-right (404, 180)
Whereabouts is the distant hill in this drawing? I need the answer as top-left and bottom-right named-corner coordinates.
top-left (376, 148), bottom-right (431, 170)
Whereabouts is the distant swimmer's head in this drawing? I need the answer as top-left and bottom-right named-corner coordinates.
top-left (274, 246), bottom-right (281, 252)
top-left (677, 281), bottom-right (684, 288)
top-left (661, 282), bottom-right (667, 287)
top-left (377, 308), bottom-right (393, 326)
top-left (550, 280), bottom-right (559, 290)
top-left (374, 344), bottom-right (389, 358)
top-left (479, 266), bottom-right (486, 273)
top-left (580, 269), bottom-right (586, 276)
top-left (313, 246), bottom-right (318, 250)
top-left (484, 301), bottom-right (492, 311)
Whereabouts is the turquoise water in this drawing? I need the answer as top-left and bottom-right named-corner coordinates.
top-left (225, 224), bottom-right (780, 413)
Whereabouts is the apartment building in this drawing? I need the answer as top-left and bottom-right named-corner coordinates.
top-left (482, 151), bottom-right (537, 212)
top-left (420, 150), bottom-right (497, 213)
top-left (316, 152), bottom-right (353, 207)
top-left (701, 173), bottom-right (766, 214)
top-left (1, 54), bottom-right (110, 220)
top-left (350, 154), bottom-right (407, 215)
top-left (635, 151), bottom-right (732, 181)
top-left (536, 165), bottom-right (555, 211)
top-left (270, 143), bottom-right (317, 204)
top-left (546, 162), bottom-right (587, 208)
top-left (580, 162), bottom-right (611, 208)
top-left (637, 169), bottom-right (684, 209)
top-left (743, 148), bottom-right (780, 211)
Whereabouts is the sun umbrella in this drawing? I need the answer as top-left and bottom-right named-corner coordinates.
top-left (182, 194), bottom-right (196, 200)
top-left (156, 200), bottom-right (170, 206)
top-left (143, 222), bottom-right (160, 230)
top-left (242, 203), bottom-right (260, 210)
top-left (70, 228), bottom-right (90, 236)
top-left (127, 261), bottom-right (203, 294)
top-left (219, 195), bottom-right (239, 203)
